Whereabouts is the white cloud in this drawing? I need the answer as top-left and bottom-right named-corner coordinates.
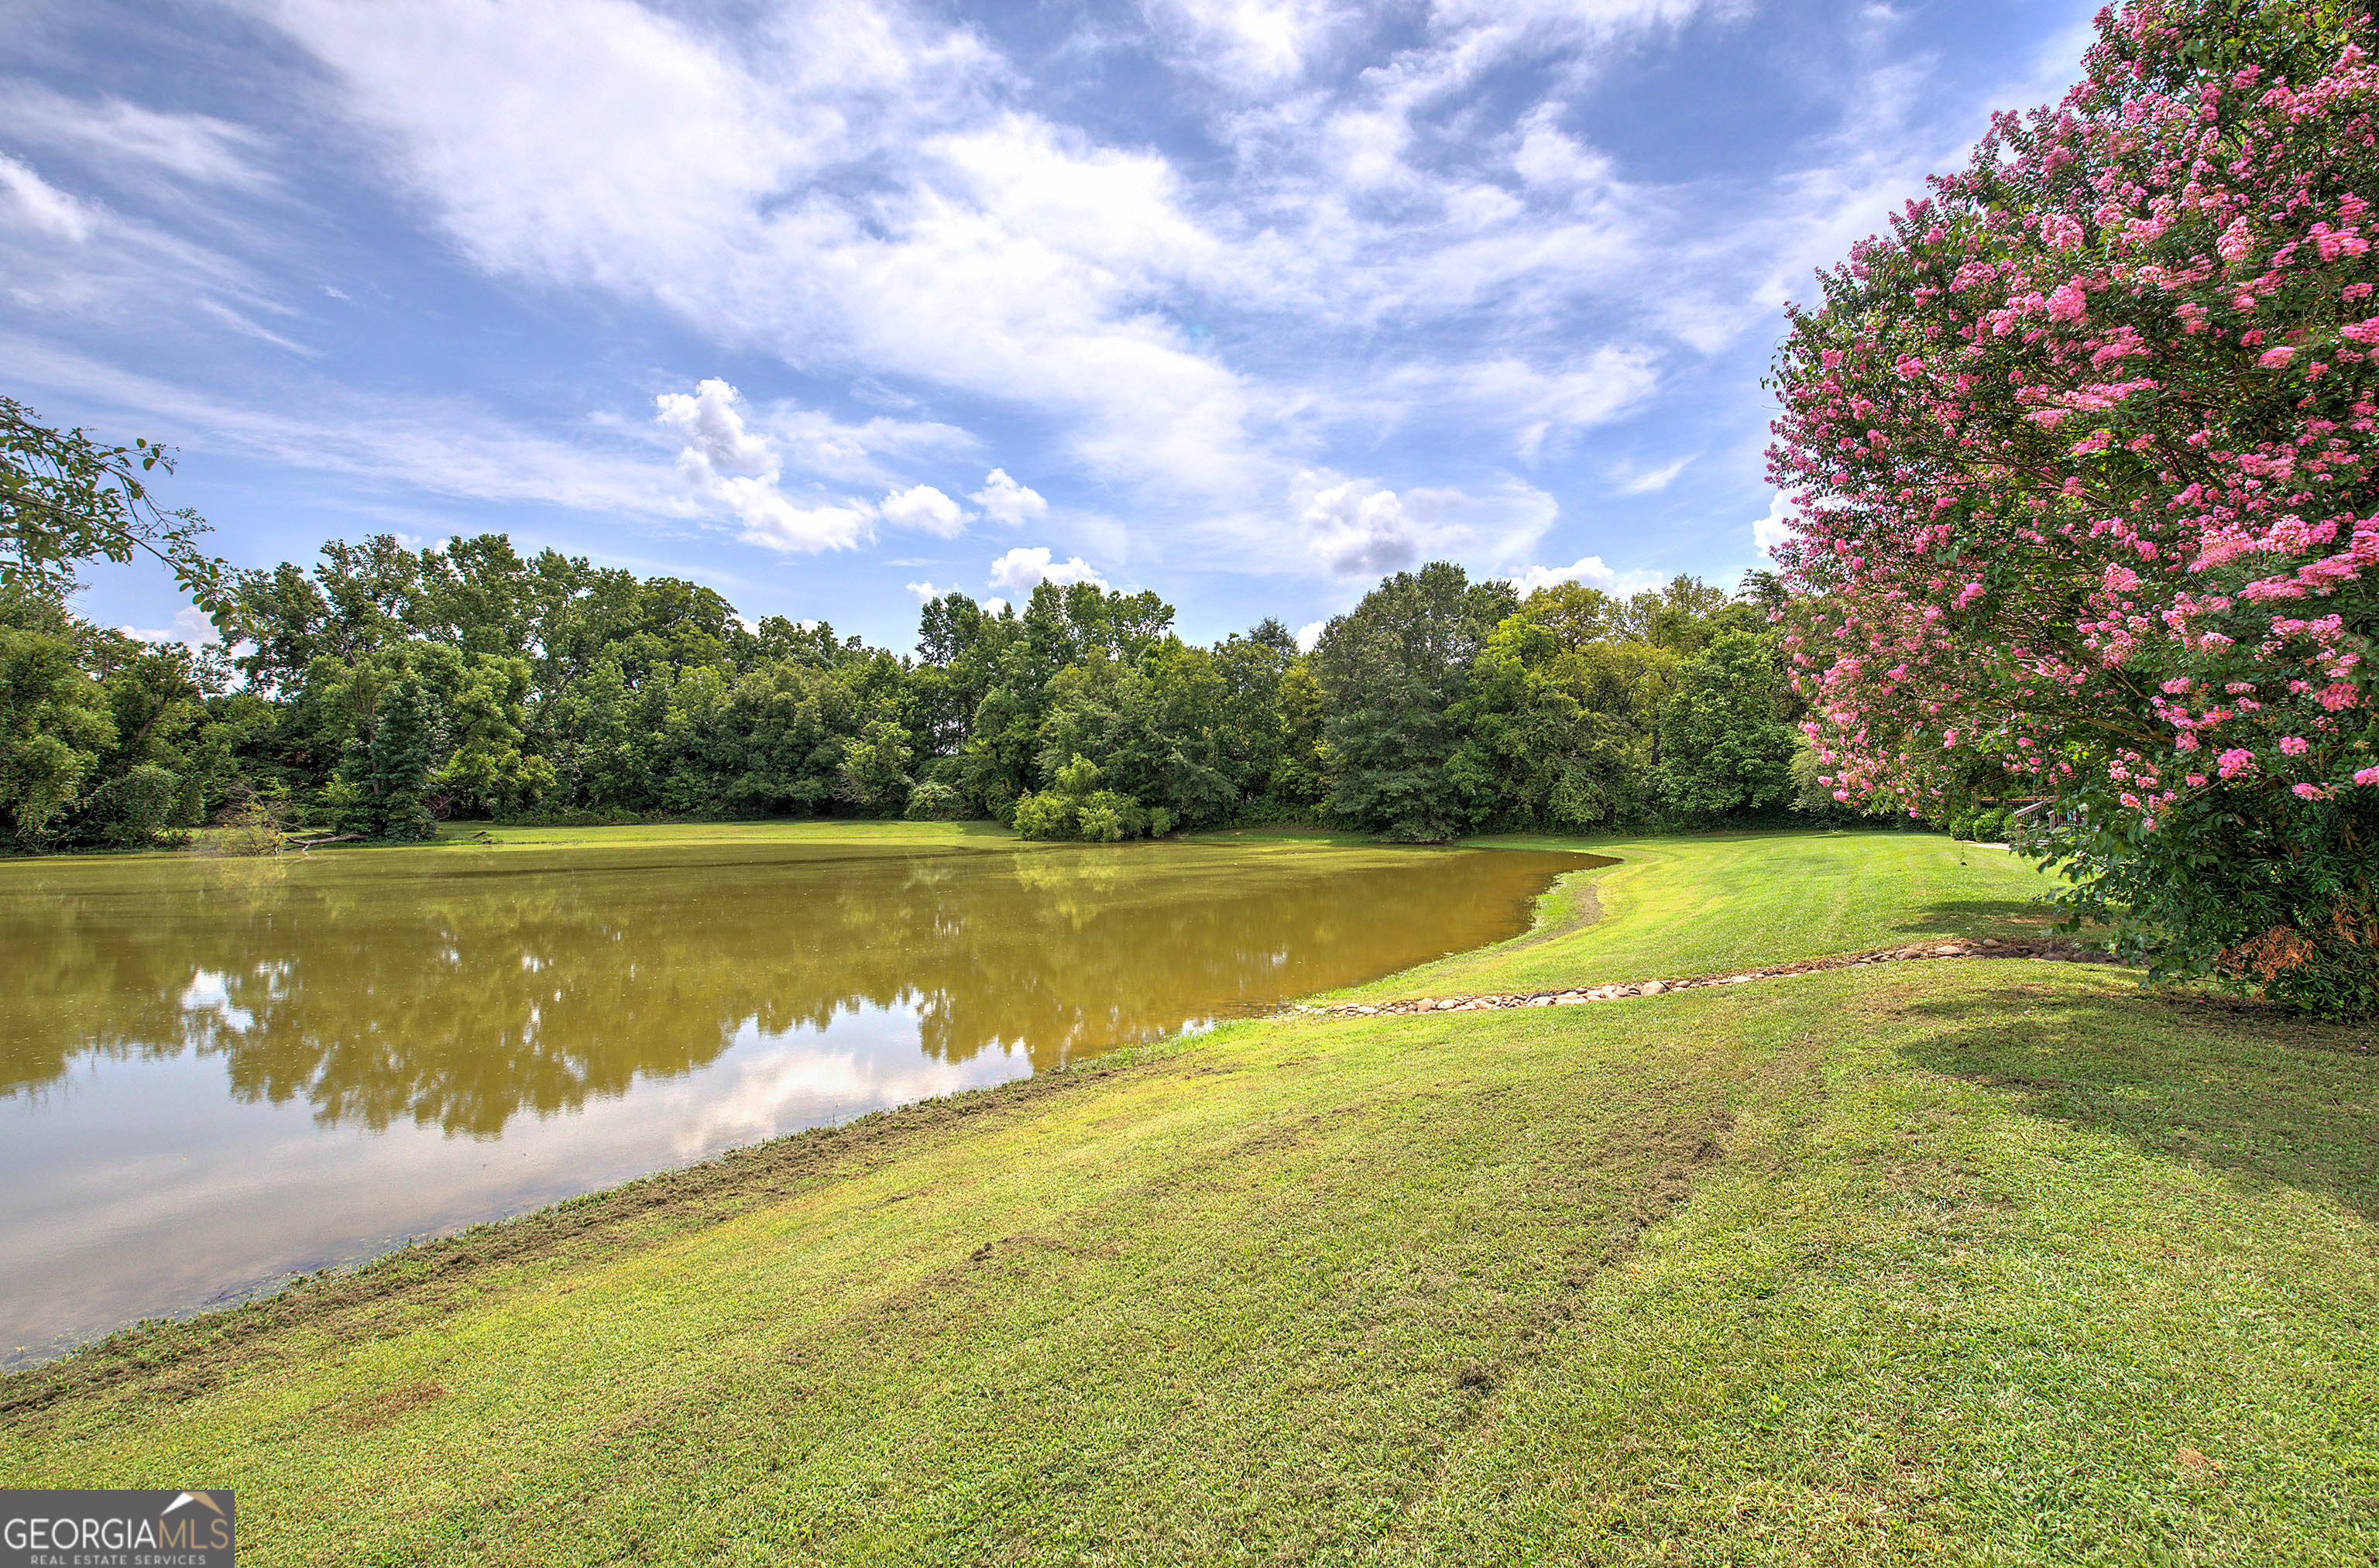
top-left (970, 468), bottom-right (1047, 526)
top-left (656, 378), bottom-right (874, 552)
top-left (656, 378), bottom-right (775, 478)
top-left (196, 297), bottom-right (318, 357)
top-left (1512, 104), bottom-right (1618, 193)
top-left (775, 407), bottom-right (975, 485)
top-left (1294, 619), bottom-right (1325, 653)
top-left (719, 487), bottom-right (875, 554)
top-left (0, 85), bottom-right (275, 192)
top-left (1144, 0), bottom-right (1349, 88)
top-left (988, 545), bottom-right (1107, 592)
top-left (980, 595), bottom-right (1009, 615)
top-left (1291, 470), bottom-right (1557, 578)
top-left (905, 579), bottom-right (945, 601)
top-left (880, 483), bottom-right (967, 537)
top-left (1612, 454), bottom-right (1693, 495)
top-left (1752, 491), bottom-right (1794, 556)
top-left (1505, 555), bottom-right (1619, 596)
top-left (257, 0), bottom-right (1273, 503)
top-left (1453, 351), bottom-right (1660, 461)
top-left (6, 335), bottom-right (692, 518)
top-left (1296, 474), bottom-right (1441, 576)
top-left (0, 153), bottom-right (94, 242)
top-left (120, 606), bottom-right (220, 648)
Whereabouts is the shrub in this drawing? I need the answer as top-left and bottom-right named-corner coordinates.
top-left (84, 763), bottom-right (184, 847)
top-left (903, 781), bottom-right (966, 821)
top-left (1078, 790), bottom-right (1146, 842)
top-left (1011, 790), bottom-right (1076, 841)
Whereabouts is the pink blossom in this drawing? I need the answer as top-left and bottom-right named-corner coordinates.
top-left (1764, 9), bottom-right (2379, 910)
top-left (2356, 768), bottom-right (2379, 787)
top-left (2292, 783), bottom-right (2326, 801)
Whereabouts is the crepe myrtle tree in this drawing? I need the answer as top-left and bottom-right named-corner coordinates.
top-left (1769, 0), bottom-right (2379, 1016)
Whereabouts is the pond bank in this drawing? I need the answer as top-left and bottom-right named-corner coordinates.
top-left (7, 830), bottom-right (2374, 1564)
top-left (0, 827), bottom-right (1595, 1362)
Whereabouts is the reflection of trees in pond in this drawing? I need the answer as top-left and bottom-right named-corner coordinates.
top-left (0, 846), bottom-right (1586, 1137)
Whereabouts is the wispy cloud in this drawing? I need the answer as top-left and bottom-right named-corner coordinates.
top-left (0, 82), bottom-right (276, 193)
top-left (9, 336), bottom-right (688, 517)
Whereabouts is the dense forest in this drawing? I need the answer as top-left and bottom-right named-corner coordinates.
top-left (2, 528), bottom-right (1849, 851)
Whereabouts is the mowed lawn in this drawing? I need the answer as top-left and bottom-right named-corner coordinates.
top-left (5, 830), bottom-right (2375, 1564)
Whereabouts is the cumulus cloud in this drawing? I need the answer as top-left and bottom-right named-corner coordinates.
top-left (970, 468), bottom-right (1047, 526)
top-left (119, 606), bottom-right (219, 648)
top-left (1752, 491), bottom-right (1795, 555)
top-left (1296, 475), bottom-right (1441, 576)
top-left (1505, 555), bottom-right (1620, 596)
top-left (656, 378), bottom-right (873, 552)
top-left (1292, 471), bottom-right (1557, 578)
top-left (905, 579), bottom-right (946, 601)
top-left (1294, 619), bottom-right (1326, 653)
top-left (657, 377), bottom-right (774, 477)
top-left (988, 545), bottom-right (1107, 592)
top-left (880, 483), bottom-right (967, 537)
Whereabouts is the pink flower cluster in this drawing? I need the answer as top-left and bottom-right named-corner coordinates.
top-left (1767, 0), bottom-right (2379, 835)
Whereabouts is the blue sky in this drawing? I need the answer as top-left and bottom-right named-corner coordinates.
top-left (5, 0), bottom-right (2096, 653)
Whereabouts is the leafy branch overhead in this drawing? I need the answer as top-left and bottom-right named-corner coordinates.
top-left (1, 398), bottom-right (228, 612)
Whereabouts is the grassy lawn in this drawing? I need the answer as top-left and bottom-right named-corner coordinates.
top-left (5, 830), bottom-right (2374, 1563)
top-left (1336, 827), bottom-right (2061, 1000)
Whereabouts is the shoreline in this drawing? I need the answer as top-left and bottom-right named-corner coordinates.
top-left (2, 832), bottom-right (1607, 1376)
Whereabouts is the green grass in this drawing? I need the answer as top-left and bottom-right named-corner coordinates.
top-left (5, 830), bottom-right (2374, 1564)
top-left (1339, 828), bottom-right (2060, 1000)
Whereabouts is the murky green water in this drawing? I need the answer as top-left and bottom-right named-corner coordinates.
top-left (0, 833), bottom-right (1602, 1362)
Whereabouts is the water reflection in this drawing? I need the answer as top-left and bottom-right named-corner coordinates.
top-left (0, 835), bottom-right (1601, 1357)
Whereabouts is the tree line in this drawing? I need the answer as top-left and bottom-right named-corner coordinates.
top-left (2, 527), bottom-right (1829, 850)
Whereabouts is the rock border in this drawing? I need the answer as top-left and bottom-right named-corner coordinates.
top-left (1296, 938), bottom-right (2116, 1017)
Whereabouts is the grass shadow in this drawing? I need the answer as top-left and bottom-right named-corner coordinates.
top-left (1894, 981), bottom-right (2379, 1226)
top-left (1888, 894), bottom-right (2061, 941)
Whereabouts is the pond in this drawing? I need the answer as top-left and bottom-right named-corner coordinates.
top-left (0, 831), bottom-right (1605, 1363)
